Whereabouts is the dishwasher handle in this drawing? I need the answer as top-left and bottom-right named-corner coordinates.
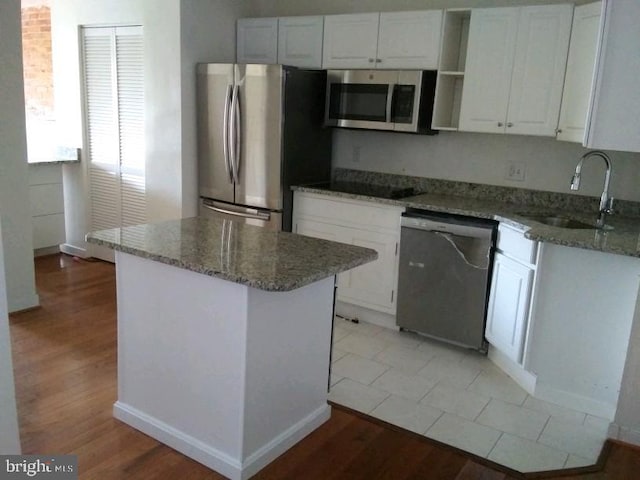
top-left (433, 231), bottom-right (490, 270)
top-left (401, 215), bottom-right (493, 240)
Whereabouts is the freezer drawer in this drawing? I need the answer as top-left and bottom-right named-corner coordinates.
top-left (396, 213), bottom-right (495, 351)
top-left (199, 198), bottom-right (282, 231)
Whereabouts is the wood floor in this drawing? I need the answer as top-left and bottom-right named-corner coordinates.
top-left (8, 254), bottom-right (640, 479)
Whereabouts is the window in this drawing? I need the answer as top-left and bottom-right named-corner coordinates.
top-left (21, 0), bottom-right (55, 162)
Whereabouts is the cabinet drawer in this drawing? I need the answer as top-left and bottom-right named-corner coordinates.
top-left (497, 224), bottom-right (537, 264)
top-left (294, 193), bottom-right (403, 230)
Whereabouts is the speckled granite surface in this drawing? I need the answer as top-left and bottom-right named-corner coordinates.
top-left (86, 217), bottom-right (377, 291)
top-left (332, 168), bottom-right (640, 217)
top-left (294, 171), bottom-right (640, 258)
top-left (28, 159), bottom-right (80, 165)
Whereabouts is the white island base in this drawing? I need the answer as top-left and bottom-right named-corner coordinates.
top-left (112, 252), bottom-right (336, 480)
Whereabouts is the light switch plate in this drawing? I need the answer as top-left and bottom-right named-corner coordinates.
top-left (506, 161), bottom-right (525, 182)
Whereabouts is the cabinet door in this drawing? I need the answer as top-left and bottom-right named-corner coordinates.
top-left (340, 229), bottom-right (398, 312)
top-left (485, 253), bottom-right (533, 364)
top-left (277, 16), bottom-right (324, 68)
top-left (237, 18), bottom-right (278, 64)
top-left (377, 10), bottom-right (443, 69)
top-left (322, 13), bottom-right (380, 69)
top-left (294, 217), bottom-right (350, 291)
top-left (459, 8), bottom-right (519, 134)
top-left (557, 2), bottom-right (602, 143)
top-left (507, 5), bottom-right (572, 137)
top-left (585, 0), bottom-right (640, 152)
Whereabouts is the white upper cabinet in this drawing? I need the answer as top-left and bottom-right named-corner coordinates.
top-left (459, 5), bottom-right (572, 136)
top-left (277, 16), bottom-right (324, 68)
top-left (459, 8), bottom-right (519, 134)
top-left (237, 16), bottom-right (324, 68)
top-left (507, 5), bottom-right (573, 136)
top-left (322, 11), bottom-right (442, 69)
top-left (376, 11), bottom-right (443, 69)
top-left (557, 2), bottom-right (602, 144)
top-left (322, 13), bottom-right (380, 69)
top-left (585, 0), bottom-right (640, 153)
top-left (237, 18), bottom-right (278, 64)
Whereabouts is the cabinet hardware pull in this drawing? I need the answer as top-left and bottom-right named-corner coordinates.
top-left (507, 122), bottom-right (514, 127)
top-left (368, 58), bottom-right (375, 63)
top-left (376, 59), bottom-right (382, 63)
top-left (498, 122), bottom-right (504, 127)
top-left (556, 128), bottom-right (563, 134)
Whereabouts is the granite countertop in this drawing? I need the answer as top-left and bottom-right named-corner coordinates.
top-left (28, 159), bottom-right (80, 165)
top-left (293, 184), bottom-right (640, 258)
top-left (86, 217), bottom-right (377, 291)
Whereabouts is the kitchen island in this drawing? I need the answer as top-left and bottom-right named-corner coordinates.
top-left (86, 217), bottom-right (377, 480)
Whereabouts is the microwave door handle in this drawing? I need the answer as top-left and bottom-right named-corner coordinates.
top-left (386, 84), bottom-right (395, 123)
top-left (223, 85), bottom-right (233, 183)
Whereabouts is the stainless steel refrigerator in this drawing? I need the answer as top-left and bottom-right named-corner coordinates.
top-left (197, 64), bottom-right (332, 231)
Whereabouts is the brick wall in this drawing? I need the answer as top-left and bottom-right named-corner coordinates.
top-left (21, 0), bottom-right (53, 118)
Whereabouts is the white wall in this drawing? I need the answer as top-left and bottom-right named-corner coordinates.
top-left (0, 0), bottom-right (39, 312)
top-left (252, 0), bottom-right (640, 202)
top-left (612, 288), bottom-right (640, 445)
top-left (52, 0), bottom-right (247, 254)
top-left (180, 0), bottom-right (250, 217)
top-left (0, 221), bottom-right (21, 454)
top-left (52, 0), bottom-right (181, 256)
top-left (333, 130), bottom-right (640, 202)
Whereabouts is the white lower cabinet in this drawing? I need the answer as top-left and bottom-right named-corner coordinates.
top-left (485, 252), bottom-right (533, 363)
top-left (486, 224), bottom-right (538, 364)
top-left (293, 192), bottom-right (402, 315)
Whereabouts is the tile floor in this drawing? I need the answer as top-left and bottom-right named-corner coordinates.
top-left (328, 318), bottom-right (609, 473)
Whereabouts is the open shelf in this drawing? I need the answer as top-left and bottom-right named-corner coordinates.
top-left (432, 9), bottom-right (471, 131)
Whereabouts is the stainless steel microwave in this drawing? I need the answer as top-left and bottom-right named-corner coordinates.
top-left (324, 70), bottom-right (437, 134)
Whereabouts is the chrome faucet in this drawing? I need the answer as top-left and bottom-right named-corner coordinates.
top-left (570, 150), bottom-right (614, 228)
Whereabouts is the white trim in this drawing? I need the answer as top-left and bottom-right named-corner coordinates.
top-left (240, 404), bottom-right (331, 479)
top-left (534, 382), bottom-right (615, 420)
top-left (608, 422), bottom-right (640, 447)
top-left (59, 243), bottom-right (88, 258)
top-left (488, 346), bottom-right (537, 394)
top-left (34, 245), bottom-right (61, 257)
top-left (8, 292), bottom-right (40, 313)
top-left (114, 401), bottom-right (331, 480)
top-left (336, 301), bottom-right (396, 330)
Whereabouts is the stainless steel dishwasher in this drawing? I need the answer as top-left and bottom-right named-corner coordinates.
top-left (396, 209), bottom-right (497, 352)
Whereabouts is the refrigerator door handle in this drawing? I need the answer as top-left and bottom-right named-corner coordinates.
top-left (223, 85), bottom-right (233, 183)
top-left (202, 203), bottom-right (270, 221)
top-left (230, 84), bottom-right (241, 183)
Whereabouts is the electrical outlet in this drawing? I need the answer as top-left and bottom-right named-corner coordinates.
top-left (506, 161), bottom-right (525, 182)
top-left (352, 146), bottom-right (361, 163)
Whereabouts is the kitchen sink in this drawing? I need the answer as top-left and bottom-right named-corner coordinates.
top-left (518, 214), bottom-right (596, 229)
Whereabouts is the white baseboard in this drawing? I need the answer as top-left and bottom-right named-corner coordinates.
top-left (608, 422), bottom-right (640, 446)
top-left (534, 383), bottom-right (616, 420)
top-left (8, 291), bottom-right (40, 313)
top-left (34, 246), bottom-right (61, 257)
top-left (241, 404), bottom-right (331, 479)
top-left (59, 243), bottom-right (88, 258)
top-left (336, 301), bottom-right (396, 330)
top-left (114, 401), bottom-right (331, 480)
top-left (488, 347), bottom-right (537, 394)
